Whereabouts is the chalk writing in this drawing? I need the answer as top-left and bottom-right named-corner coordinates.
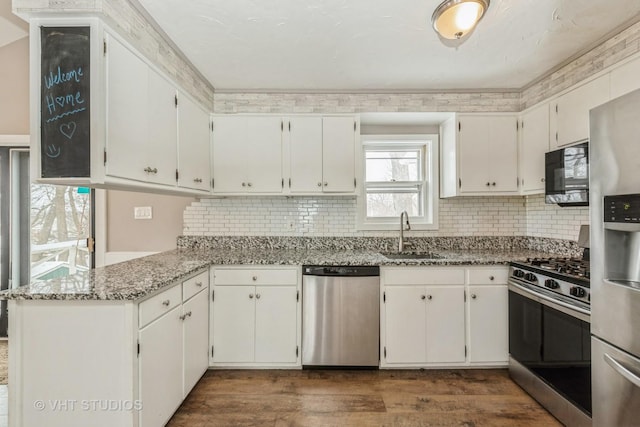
top-left (43, 66), bottom-right (84, 89)
top-left (59, 122), bottom-right (76, 139)
top-left (44, 92), bottom-right (85, 116)
top-left (45, 107), bottom-right (86, 123)
top-left (46, 144), bottom-right (61, 158)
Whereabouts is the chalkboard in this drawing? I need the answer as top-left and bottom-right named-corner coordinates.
top-left (40, 26), bottom-right (91, 178)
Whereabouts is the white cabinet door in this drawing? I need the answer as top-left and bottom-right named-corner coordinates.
top-left (322, 116), bottom-right (356, 192)
top-left (183, 288), bottom-right (209, 396)
top-left (425, 285), bottom-right (465, 363)
top-left (552, 75), bottom-right (610, 148)
top-left (610, 56), bottom-right (640, 100)
top-left (146, 69), bottom-right (177, 186)
top-left (458, 116), bottom-right (490, 192)
top-left (246, 117), bottom-right (283, 193)
top-left (384, 286), bottom-right (426, 364)
top-left (520, 103), bottom-right (549, 193)
top-left (139, 305), bottom-right (183, 427)
top-left (488, 116), bottom-right (518, 192)
top-left (212, 116), bottom-right (247, 193)
top-left (212, 286), bottom-right (255, 362)
top-left (289, 117), bottom-right (323, 193)
top-left (105, 35), bottom-right (148, 182)
top-left (468, 285), bottom-right (508, 364)
top-left (254, 286), bottom-right (298, 363)
top-left (178, 94), bottom-right (211, 191)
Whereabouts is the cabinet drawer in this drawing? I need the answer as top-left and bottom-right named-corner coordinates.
top-left (139, 284), bottom-right (182, 328)
top-left (382, 267), bottom-right (465, 285)
top-left (467, 267), bottom-right (509, 285)
top-left (183, 270), bottom-right (209, 302)
top-left (213, 268), bottom-right (297, 286)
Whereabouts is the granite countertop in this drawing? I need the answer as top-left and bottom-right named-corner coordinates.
top-left (0, 247), bottom-right (561, 301)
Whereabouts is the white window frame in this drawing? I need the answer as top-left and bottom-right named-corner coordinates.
top-left (357, 134), bottom-right (439, 230)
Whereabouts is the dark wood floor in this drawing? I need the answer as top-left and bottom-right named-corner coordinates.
top-left (167, 369), bottom-right (561, 426)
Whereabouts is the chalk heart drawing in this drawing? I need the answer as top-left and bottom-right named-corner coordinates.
top-left (59, 121), bottom-right (76, 139)
top-left (46, 144), bottom-right (61, 158)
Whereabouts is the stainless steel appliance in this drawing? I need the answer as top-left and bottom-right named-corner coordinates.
top-left (508, 254), bottom-right (592, 426)
top-left (590, 89), bottom-right (640, 427)
top-left (302, 265), bottom-right (380, 367)
top-left (545, 141), bottom-right (589, 206)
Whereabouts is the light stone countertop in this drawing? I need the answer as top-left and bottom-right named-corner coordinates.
top-left (0, 247), bottom-right (564, 301)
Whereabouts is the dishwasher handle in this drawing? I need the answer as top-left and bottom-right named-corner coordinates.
top-left (303, 265), bottom-right (380, 277)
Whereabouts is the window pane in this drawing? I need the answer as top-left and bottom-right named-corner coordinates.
top-left (365, 150), bottom-right (420, 182)
top-left (366, 192), bottom-right (420, 217)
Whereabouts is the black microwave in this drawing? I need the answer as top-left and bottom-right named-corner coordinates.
top-left (545, 142), bottom-right (589, 207)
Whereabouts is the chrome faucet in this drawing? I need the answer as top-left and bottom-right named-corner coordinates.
top-left (399, 211), bottom-right (411, 252)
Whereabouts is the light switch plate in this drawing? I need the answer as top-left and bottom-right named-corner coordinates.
top-left (134, 206), bottom-right (153, 220)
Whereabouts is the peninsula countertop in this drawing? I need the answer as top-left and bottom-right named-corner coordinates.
top-left (0, 247), bottom-right (561, 301)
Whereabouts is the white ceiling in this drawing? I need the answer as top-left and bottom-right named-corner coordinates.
top-left (132, 1), bottom-right (640, 91)
top-left (0, 0), bottom-right (28, 49)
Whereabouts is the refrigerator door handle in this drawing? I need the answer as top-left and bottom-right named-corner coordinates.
top-left (604, 353), bottom-right (640, 388)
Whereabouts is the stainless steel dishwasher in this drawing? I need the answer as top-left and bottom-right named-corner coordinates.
top-left (302, 265), bottom-right (380, 367)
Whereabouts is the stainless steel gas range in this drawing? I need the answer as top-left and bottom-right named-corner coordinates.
top-left (508, 255), bottom-right (592, 427)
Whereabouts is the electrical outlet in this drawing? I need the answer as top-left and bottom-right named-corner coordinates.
top-left (134, 206), bottom-right (153, 220)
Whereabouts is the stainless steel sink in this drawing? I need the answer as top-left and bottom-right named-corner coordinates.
top-left (380, 252), bottom-right (444, 260)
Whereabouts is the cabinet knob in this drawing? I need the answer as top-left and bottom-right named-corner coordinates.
top-left (144, 167), bottom-right (158, 174)
top-left (195, 281), bottom-right (203, 287)
top-left (242, 182), bottom-right (246, 187)
top-left (179, 314), bottom-right (187, 321)
top-left (541, 178), bottom-right (545, 182)
top-left (252, 275), bottom-right (257, 281)
top-left (421, 295), bottom-right (426, 300)
top-left (186, 311), bottom-right (192, 317)
top-left (489, 275), bottom-right (495, 281)
top-left (427, 295), bottom-right (433, 300)
top-left (492, 182), bottom-right (496, 186)
top-left (249, 293), bottom-right (254, 299)
top-left (247, 182), bottom-right (252, 187)
top-left (194, 178), bottom-right (203, 183)
top-left (256, 293), bottom-right (261, 299)
top-left (323, 182), bottom-right (328, 187)
top-left (471, 294), bottom-right (477, 299)
top-left (162, 300), bottom-right (170, 306)
top-left (317, 182), bottom-right (322, 187)
top-left (486, 182), bottom-right (490, 186)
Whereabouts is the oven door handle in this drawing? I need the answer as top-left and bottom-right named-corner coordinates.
top-left (508, 281), bottom-right (590, 322)
top-left (604, 353), bottom-right (640, 388)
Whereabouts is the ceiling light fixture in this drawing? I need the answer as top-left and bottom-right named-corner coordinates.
top-left (431, 0), bottom-right (490, 40)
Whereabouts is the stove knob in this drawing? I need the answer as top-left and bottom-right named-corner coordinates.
top-left (513, 269), bottom-right (525, 278)
top-left (524, 273), bottom-right (538, 282)
top-left (545, 279), bottom-right (560, 289)
top-left (570, 287), bottom-right (586, 298)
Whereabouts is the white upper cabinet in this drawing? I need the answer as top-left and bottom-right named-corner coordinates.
top-left (549, 74), bottom-right (610, 149)
top-left (177, 94), bottom-right (211, 192)
top-left (106, 34), bottom-right (177, 187)
top-left (287, 116), bottom-right (358, 194)
top-left (212, 115), bottom-right (283, 194)
top-left (456, 115), bottom-right (519, 194)
top-left (610, 56), bottom-right (640, 100)
top-left (322, 116), bottom-right (357, 192)
top-left (519, 103), bottom-right (549, 194)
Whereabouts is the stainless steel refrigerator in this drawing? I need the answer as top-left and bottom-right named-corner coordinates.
top-left (590, 88), bottom-right (640, 426)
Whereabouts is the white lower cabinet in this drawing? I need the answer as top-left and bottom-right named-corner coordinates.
top-left (183, 287), bottom-right (210, 396)
top-left (381, 266), bottom-right (508, 368)
top-left (211, 267), bottom-right (301, 367)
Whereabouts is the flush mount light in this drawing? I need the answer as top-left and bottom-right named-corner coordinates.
top-left (432, 0), bottom-right (490, 40)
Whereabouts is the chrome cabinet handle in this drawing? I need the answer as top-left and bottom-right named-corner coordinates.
top-left (247, 182), bottom-right (252, 187)
top-left (162, 300), bottom-right (170, 306)
top-left (242, 182), bottom-right (246, 187)
top-left (604, 353), bottom-right (640, 388)
top-left (323, 182), bottom-right (328, 187)
top-left (194, 178), bottom-right (203, 183)
top-left (489, 275), bottom-right (495, 281)
top-left (179, 314), bottom-right (186, 320)
top-left (420, 295), bottom-right (426, 300)
top-left (317, 182), bottom-right (322, 187)
top-left (492, 182), bottom-right (496, 186)
top-left (541, 178), bottom-right (545, 182)
top-left (195, 281), bottom-right (203, 287)
top-left (486, 182), bottom-right (490, 186)
top-left (252, 276), bottom-right (257, 281)
top-left (144, 167), bottom-right (158, 174)
top-left (256, 294), bottom-right (261, 299)
top-left (471, 294), bottom-right (477, 299)
top-left (186, 311), bottom-right (192, 318)
top-left (249, 293), bottom-right (254, 299)
top-left (427, 295), bottom-right (433, 300)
